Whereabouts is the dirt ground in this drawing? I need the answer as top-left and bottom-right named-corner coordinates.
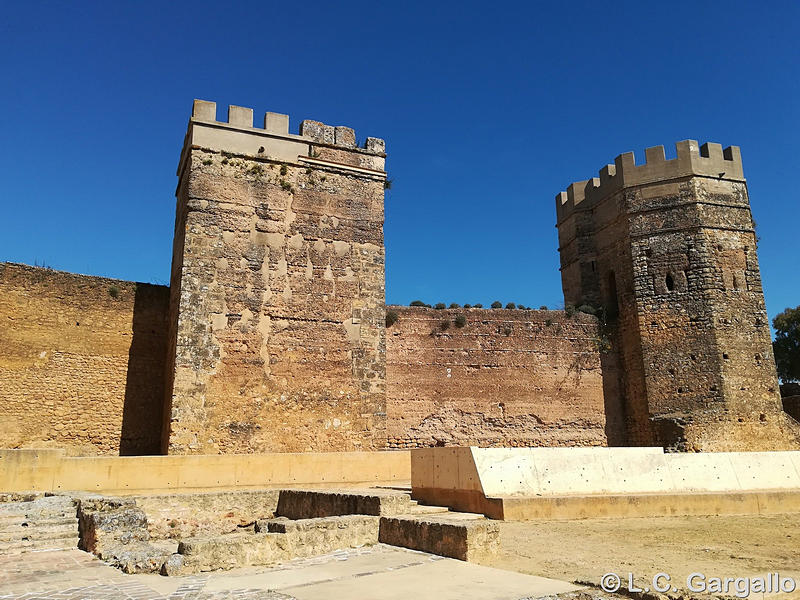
top-left (486, 513), bottom-right (800, 598)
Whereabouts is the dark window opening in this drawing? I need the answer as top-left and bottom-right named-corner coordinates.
top-left (606, 271), bottom-right (619, 318)
top-left (665, 273), bottom-right (675, 291)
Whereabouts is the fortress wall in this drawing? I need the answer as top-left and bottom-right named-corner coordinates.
top-left (385, 307), bottom-right (616, 448)
top-left (0, 263), bottom-right (169, 456)
top-left (164, 101), bottom-right (387, 454)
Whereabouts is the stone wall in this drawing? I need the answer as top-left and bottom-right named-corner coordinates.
top-left (0, 263), bottom-right (169, 455)
top-left (385, 307), bottom-right (621, 448)
top-left (164, 101), bottom-right (387, 454)
top-left (556, 141), bottom-right (800, 451)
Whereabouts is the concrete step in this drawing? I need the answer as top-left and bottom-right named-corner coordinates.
top-left (0, 521), bottom-right (78, 543)
top-left (0, 515), bottom-right (77, 529)
top-left (378, 514), bottom-right (499, 562)
top-left (276, 489), bottom-right (415, 519)
top-left (0, 536), bottom-right (79, 554)
top-left (404, 504), bottom-right (452, 515)
top-left (255, 514), bottom-right (379, 534)
top-left (0, 496), bottom-right (79, 554)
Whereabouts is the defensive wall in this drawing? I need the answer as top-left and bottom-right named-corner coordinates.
top-left (556, 140), bottom-right (799, 452)
top-left (1, 100), bottom-right (798, 463)
top-left (385, 306), bottom-right (623, 448)
top-left (0, 263), bottom-right (168, 456)
top-left (0, 265), bottom-right (625, 455)
top-left (165, 100), bottom-right (387, 455)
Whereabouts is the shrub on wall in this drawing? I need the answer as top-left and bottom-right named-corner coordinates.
top-left (454, 314), bottom-right (467, 328)
top-left (491, 301), bottom-right (502, 309)
top-left (386, 310), bottom-right (399, 328)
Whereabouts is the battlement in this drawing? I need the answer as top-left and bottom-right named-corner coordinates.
top-left (555, 140), bottom-right (744, 223)
top-left (190, 99), bottom-right (385, 154)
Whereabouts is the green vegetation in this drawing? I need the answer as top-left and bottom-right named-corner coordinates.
top-left (473, 303), bottom-right (483, 308)
top-left (384, 179), bottom-right (393, 190)
top-left (202, 159), bottom-right (213, 165)
top-left (463, 304), bottom-right (472, 308)
top-left (774, 305), bottom-right (800, 381)
top-left (491, 301), bottom-right (502, 309)
top-left (108, 285), bottom-right (120, 299)
top-left (454, 314), bottom-right (467, 328)
top-left (540, 305), bottom-right (548, 310)
top-left (505, 302), bottom-right (516, 309)
top-left (440, 319), bottom-right (451, 330)
top-left (386, 310), bottom-right (399, 328)
top-left (279, 180), bottom-right (294, 192)
top-left (279, 164), bottom-right (288, 176)
top-left (449, 303), bottom-right (460, 308)
top-left (434, 302), bottom-right (446, 310)
top-left (565, 304), bottom-right (577, 317)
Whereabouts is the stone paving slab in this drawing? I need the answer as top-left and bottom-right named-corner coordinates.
top-left (0, 545), bottom-right (579, 600)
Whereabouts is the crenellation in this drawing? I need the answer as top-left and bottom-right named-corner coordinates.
top-left (264, 111), bottom-right (289, 134)
top-left (0, 101), bottom-right (795, 459)
top-left (556, 140), bottom-right (746, 226)
top-left (227, 105), bottom-right (253, 128)
top-left (192, 99), bottom-right (216, 121)
top-left (556, 138), bottom-right (799, 451)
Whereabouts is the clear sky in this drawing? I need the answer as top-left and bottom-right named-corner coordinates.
top-left (1, 1), bottom-right (798, 321)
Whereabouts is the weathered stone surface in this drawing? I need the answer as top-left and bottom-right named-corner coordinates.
top-left (77, 497), bottom-right (146, 554)
top-left (0, 263), bottom-right (169, 456)
top-left (275, 489), bottom-right (413, 519)
top-left (378, 515), bottom-right (500, 562)
top-left (386, 307), bottom-right (619, 448)
top-left (135, 490), bottom-right (280, 540)
top-left (104, 540), bottom-right (173, 574)
top-left (77, 496), bottom-right (171, 573)
top-left (165, 107), bottom-right (387, 454)
top-left (556, 141), bottom-right (800, 451)
top-left (174, 513), bottom-right (380, 574)
top-left (160, 552), bottom-right (186, 576)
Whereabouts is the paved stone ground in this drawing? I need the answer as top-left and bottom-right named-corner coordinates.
top-left (0, 545), bottom-right (579, 600)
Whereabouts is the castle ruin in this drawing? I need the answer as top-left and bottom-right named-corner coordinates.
top-left (0, 99), bottom-right (796, 456)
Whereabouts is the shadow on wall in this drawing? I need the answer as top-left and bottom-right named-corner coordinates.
top-left (120, 283), bottom-right (170, 455)
top-left (600, 347), bottom-right (628, 446)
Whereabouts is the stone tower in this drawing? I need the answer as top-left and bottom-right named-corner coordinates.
top-left (556, 141), bottom-right (800, 451)
top-left (163, 100), bottom-right (387, 454)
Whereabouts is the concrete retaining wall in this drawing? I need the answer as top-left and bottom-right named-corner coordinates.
top-left (0, 449), bottom-right (410, 494)
top-left (411, 447), bottom-right (800, 519)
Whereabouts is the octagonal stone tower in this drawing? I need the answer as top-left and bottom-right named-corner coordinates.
top-left (163, 100), bottom-right (387, 454)
top-left (556, 141), bottom-right (800, 451)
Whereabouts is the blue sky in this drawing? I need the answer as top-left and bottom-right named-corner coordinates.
top-left (1, 1), bottom-right (798, 320)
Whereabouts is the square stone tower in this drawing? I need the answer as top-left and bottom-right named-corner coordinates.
top-left (556, 141), bottom-right (800, 451)
top-left (163, 100), bottom-right (387, 454)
